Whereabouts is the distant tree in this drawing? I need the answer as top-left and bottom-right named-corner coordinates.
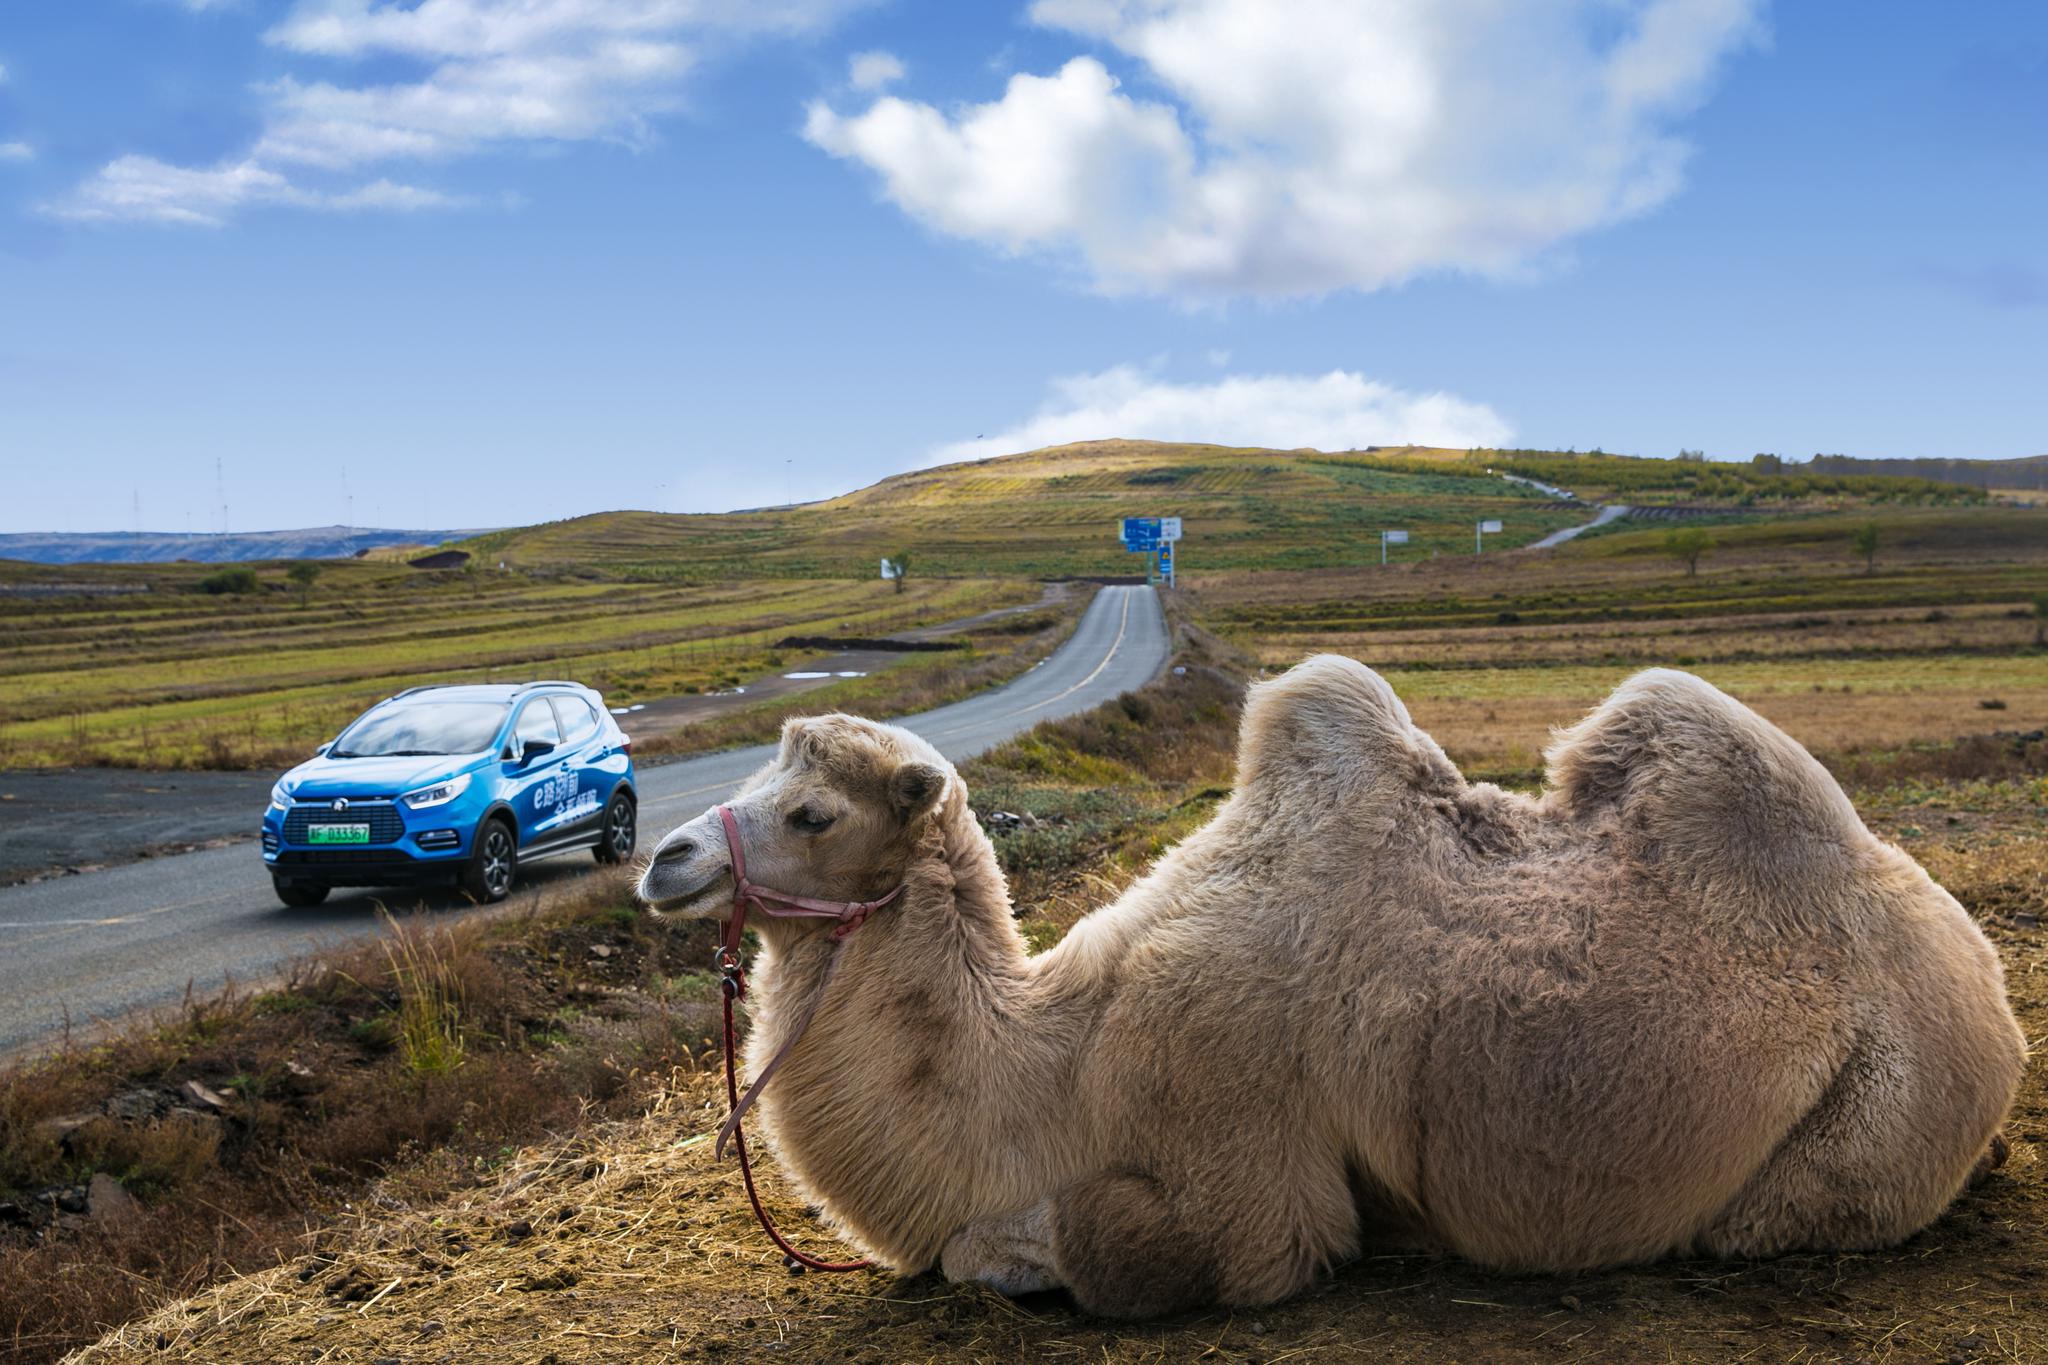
top-left (285, 561), bottom-right (322, 606)
top-left (887, 551), bottom-right (911, 594)
top-left (198, 566), bottom-right (259, 595)
top-left (1664, 527), bottom-right (1713, 578)
top-left (1677, 448), bottom-right (1706, 463)
top-left (1850, 521), bottom-right (1880, 575)
top-left (1750, 452), bottom-right (1782, 474)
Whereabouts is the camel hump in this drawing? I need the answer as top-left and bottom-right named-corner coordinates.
top-left (1544, 669), bottom-right (1869, 911)
top-left (1236, 655), bottom-right (1459, 800)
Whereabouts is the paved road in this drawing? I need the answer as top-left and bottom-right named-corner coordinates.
top-left (1531, 504), bottom-right (1630, 548)
top-left (0, 585), bottom-right (1169, 1058)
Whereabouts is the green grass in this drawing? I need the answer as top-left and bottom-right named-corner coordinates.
top-left (0, 560), bottom-right (1032, 768)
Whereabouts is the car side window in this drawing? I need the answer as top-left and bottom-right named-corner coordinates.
top-left (553, 697), bottom-right (599, 749)
top-left (513, 699), bottom-right (562, 753)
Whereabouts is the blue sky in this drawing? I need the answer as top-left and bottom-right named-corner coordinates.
top-left (0, 0), bottom-right (2042, 534)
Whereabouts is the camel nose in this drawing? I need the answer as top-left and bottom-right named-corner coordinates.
top-left (654, 836), bottom-right (697, 866)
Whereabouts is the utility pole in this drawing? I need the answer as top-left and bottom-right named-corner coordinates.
top-left (215, 458), bottom-right (228, 535)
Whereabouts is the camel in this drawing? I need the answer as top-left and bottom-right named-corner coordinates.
top-left (636, 656), bottom-right (2024, 1318)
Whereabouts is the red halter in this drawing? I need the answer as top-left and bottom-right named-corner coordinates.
top-left (710, 803), bottom-right (902, 1273)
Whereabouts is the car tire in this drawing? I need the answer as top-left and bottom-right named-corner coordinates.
top-left (593, 791), bottom-right (637, 865)
top-left (461, 818), bottom-right (518, 903)
top-left (274, 878), bottom-right (329, 908)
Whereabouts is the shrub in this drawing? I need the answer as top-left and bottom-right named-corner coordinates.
top-left (197, 566), bottom-right (259, 595)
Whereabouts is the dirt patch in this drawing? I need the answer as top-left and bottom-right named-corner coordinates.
top-left (773, 634), bottom-right (963, 651)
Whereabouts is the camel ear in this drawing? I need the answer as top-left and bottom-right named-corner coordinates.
top-left (889, 761), bottom-right (947, 822)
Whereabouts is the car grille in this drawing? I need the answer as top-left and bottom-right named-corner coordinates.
top-left (274, 848), bottom-right (418, 866)
top-left (284, 801), bottom-right (404, 846)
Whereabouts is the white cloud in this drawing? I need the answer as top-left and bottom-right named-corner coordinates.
top-left (930, 365), bottom-right (1512, 465)
top-left (52, 155), bottom-right (466, 226)
top-left (808, 0), bottom-right (1766, 300)
top-left (58, 0), bottom-right (869, 224)
top-left (847, 49), bottom-right (904, 91)
top-left (0, 141), bottom-right (32, 162)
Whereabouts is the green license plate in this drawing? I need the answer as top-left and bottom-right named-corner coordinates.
top-left (307, 823), bottom-right (371, 845)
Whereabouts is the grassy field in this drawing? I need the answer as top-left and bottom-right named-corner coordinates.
top-left (0, 560), bottom-right (1034, 769)
top-left (3, 441), bottom-right (2000, 771)
top-left (4, 440), bottom-right (2044, 1356)
top-left (1193, 505), bottom-right (2048, 783)
top-left (25, 636), bottom-right (2048, 1365)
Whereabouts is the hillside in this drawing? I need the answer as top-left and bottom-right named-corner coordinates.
top-left (1801, 451), bottom-right (2048, 492)
top-left (0, 526), bottom-right (491, 565)
top-left (459, 440), bottom-right (1985, 579)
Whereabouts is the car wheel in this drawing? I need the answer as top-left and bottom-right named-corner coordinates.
top-left (274, 878), bottom-right (329, 908)
top-left (461, 818), bottom-right (518, 903)
top-left (593, 791), bottom-right (636, 865)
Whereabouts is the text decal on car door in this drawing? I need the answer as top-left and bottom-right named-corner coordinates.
top-left (535, 770), bottom-right (597, 829)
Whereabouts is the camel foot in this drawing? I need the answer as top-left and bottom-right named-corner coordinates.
top-left (1967, 1130), bottom-right (2010, 1189)
top-left (941, 1204), bottom-right (1061, 1297)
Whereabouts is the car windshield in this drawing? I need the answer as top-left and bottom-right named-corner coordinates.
top-left (330, 700), bottom-right (508, 758)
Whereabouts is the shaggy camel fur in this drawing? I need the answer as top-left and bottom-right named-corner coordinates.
top-left (636, 657), bottom-right (2024, 1317)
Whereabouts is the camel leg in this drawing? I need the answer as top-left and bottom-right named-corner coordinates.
top-left (1046, 1172), bottom-right (1220, 1319)
top-left (1697, 1019), bottom-right (2014, 1258)
top-left (941, 1173), bottom-right (1221, 1318)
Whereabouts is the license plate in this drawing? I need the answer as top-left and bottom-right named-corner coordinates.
top-left (307, 823), bottom-right (371, 845)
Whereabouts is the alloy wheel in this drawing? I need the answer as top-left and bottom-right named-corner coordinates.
top-left (484, 827), bottom-right (513, 897)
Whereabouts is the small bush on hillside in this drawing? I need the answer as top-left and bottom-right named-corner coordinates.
top-left (197, 566), bottom-right (259, 595)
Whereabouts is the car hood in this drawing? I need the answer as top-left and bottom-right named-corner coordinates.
top-left (280, 754), bottom-right (486, 800)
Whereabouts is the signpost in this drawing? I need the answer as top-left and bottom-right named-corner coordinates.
top-left (1380, 529), bottom-right (1409, 565)
top-left (1119, 516), bottom-right (1182, 586)
top-left (1475, 518), bottom-right (1503, 553)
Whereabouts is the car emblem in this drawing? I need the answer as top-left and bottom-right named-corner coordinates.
top-left (331, 798), bottom-right (350, 812)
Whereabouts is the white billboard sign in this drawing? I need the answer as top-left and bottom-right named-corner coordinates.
top-left (1480, 520), bottom-right (1503, 534)
top-left (1383, 530), bottom-right (1409, 544)
top-left (1160, 516), bottom-right (1182, 542)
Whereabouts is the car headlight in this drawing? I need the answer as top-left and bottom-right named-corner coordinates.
top-left (401, 772), bottom-right (472, 809)
top-left (269, 783), bottom-right (290, 813)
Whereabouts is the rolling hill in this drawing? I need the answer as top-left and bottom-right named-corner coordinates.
top-left (458, 439), bottom-right (1987, 579)
top-left (468, 441), bottom-right (1572, 580)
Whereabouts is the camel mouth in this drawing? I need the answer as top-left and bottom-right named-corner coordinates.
top-left (634, 864), bottom-right (732, 920)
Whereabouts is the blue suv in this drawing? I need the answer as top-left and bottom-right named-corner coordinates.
top-left (262, 681), bottom-right (637, 907)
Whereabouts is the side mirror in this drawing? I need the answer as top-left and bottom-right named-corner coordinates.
top-left (521, 738), bottom-right (556, 765)
top-left (315, 741), bottom-right (333, 756)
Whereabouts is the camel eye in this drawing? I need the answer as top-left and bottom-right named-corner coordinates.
top-left (787, 808), bottom-right (835, 834)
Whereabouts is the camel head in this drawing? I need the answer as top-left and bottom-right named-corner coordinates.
top-left (635, 714), bottom-right (953, 924)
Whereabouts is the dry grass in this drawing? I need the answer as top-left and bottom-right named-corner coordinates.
top-left (0, 874), bottom-right (733, 1363)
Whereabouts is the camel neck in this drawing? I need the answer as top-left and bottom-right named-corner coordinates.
top-left (736, 793), bottom-right (1090, 1266)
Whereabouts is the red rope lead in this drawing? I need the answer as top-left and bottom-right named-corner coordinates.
top-left (720, 973), bottom-right (873, 1274)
